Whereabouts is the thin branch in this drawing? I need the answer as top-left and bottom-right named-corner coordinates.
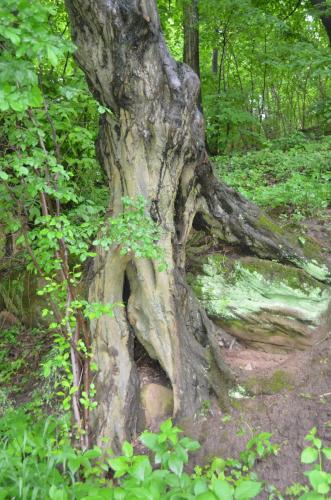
top-left (282, 0), bottom-right (302, 21)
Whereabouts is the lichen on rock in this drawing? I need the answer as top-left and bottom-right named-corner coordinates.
top-left (189, 255), bottom-right (331, 353)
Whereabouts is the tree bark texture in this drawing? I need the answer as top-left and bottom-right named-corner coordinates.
top-left (65, 0), bottom-right (330, 449)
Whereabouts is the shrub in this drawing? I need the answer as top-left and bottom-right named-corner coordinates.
top-left (215, 135), bottom-right (331, 218)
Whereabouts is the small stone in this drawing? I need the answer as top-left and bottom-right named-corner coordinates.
top-left (140, 383), bottom-right (173, 427)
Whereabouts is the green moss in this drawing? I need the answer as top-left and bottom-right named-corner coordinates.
top-left (230, 399), bottom-right (244, 411)
top-left (300, 238), bottom-right (323, 260)
top-left (300, 259), bottom-right (330, 283)
top-left (189, 254), bottom-right (331, 350)
top-left (257, 214), bottom-right (285, 235)
top-left (241, 259), bottom-right (303, 290)
top-left (245, 370), bottom-right (294, 395)
top-left (190, 255), bottom-right (330, 323)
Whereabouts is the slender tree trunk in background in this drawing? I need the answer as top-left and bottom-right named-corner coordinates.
top-left (66, 0), bottom-right (329, 450)
top-left (259, 33), bottom-right (267, 125)
top-left (218, 31), bottom-right (227, 94)
top-left (311, 0), bottom-right (331, 44)
top-left (183, 0), bottom-right (202, 109)
top-left (212, 48), bottom-right (219, 74)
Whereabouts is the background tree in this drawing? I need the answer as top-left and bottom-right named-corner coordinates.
top-left (183, 0), bottom-right (202, 108)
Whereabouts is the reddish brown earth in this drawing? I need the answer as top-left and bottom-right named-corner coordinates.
top-left (187, 336), bottom-right (331, 492)
top-left (135, 214), bottom-right (331, 495)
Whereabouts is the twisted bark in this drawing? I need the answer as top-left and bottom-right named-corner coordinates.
top-left (66, 0), bottom-right (330, 449)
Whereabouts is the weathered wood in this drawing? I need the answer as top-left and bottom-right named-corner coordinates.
top-left (66, 0), bottom-right (330, 449)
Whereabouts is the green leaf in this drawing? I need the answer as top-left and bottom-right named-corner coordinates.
top-left (196, 492), bottom-right (217, 500)
top-left (234, 481), bottom-right (262, 500)
top-left (298, 493), bottom-right (324, 500)
top-left (47, 47), bottom-right (58, 66)
top-left (194, 478), bottom-right (209, 495)
top-left (160, 418), bottom-right (174, 433)
top-left (8, 95), bottom-right (27, 112)
top-left (122, 441), bottom-right (133, 458)
top-left (140, 431), bottom-right (158, 451)
top-left (108, 457), bottom-right (128, 478)
top-left (29, 86), bottom-right (43, 107)
top-left (3, 27), bottom-right (20, 45)
top-left (179, 437), bottom-right (201, 451)
top-left (301, 447), bottom-right (319, 464)
top-left (322, 447), bottom-right (331, 460)
top-left (306, 470), bottom-right (330, 494)
top-left (211, 479), bottom-right (234, 500)
top-left (68, 457), bottom-right (81, 475)
top-left (0, 171), bottom-right (9, 180)
top-left (49, 485), bottom-right (68, 500)
top-left (130, 456), bottom-right (152, 481)
top-left (168, 454), bottom-right (183, 476)
top-left (83, 447), bottom-right (102, 459)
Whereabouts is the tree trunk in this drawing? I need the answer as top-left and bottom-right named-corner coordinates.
top-left (183, 0), bottom-right (202, 109)
top-left (66, 0), bottom-right (330, 450)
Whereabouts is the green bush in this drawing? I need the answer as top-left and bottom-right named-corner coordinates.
top-left (215, 136), bottom-right (331, 218)
top-left (0, 411), bottom-right (270, 499)
top-left (1, 409), bottom-right (330, 499)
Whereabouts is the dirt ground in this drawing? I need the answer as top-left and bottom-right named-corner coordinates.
top-left (184, 214), bottom-right (331, 495)
top-left (137, 214), bottom-right (331, 496)
top-left (182, 336), bottom-right (331, 495)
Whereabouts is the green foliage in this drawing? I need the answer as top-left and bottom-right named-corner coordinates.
top-left (0, 413), bottom-right (268, 499)
top-left (94, 196), bottom-right (166, 267)
top-left (0, 407), bottom-right (329, 500)
top-left (0, 326), bottom-right (48, 388)
top-left (0, 0), bottom-right (73, 112)
top-left (0, 0), bottom-right (166, 438)
top-left (0, 409), bottom-right (111, 499)
top-left (298, 428), bottom-right (331, 499)
top-left (215, 135), bottom-right (331, 217)
top-left (159, 0), bottom-right (331, 152)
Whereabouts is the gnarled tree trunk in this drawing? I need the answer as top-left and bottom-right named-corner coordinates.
top-left (66, 0), bottom-right (330, 450)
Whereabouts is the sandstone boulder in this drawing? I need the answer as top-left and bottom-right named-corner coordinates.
top-left (140, 383), bottom-right (173, 428)
top-left (189, 255), bottom-right (331, 353)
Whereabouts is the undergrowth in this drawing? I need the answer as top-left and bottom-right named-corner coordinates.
top-left (215, 134), bottom-right (331, 219)
top-left (0, 410), bottom-right (330, 499)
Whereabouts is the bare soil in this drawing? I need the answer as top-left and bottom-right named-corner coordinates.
top-left (185, 336), bottom-right (331, 494)
top-left (137, 214), bottom-right (331, 495)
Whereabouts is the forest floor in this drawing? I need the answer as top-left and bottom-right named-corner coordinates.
top-left (136, 211), bottom-right (331, 495)
top-left (189, 332), bottom-right (331, 495)
top-left (1, 210), bottom-right (330, 496)
top-left (185, 212), bottom-right (331, 494)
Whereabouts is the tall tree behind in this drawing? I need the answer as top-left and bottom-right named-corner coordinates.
top-left (183, 0), bottom-right (202, 108)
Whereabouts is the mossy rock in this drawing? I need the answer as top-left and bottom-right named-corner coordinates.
top-left (244, 370), bottom-right (294, 395)
top-left (189, 255), bottom-right (331, 353)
